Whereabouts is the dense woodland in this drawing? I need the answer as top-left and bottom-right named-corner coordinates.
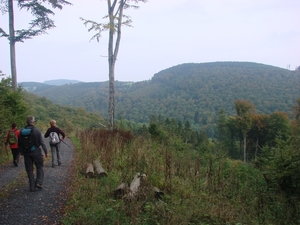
top-left (1, 64), bottom-right (300, 223)
top-left (0, 73), bottom-right (105, 145)
top-left (1, 0), bottom-right (299, 222)
top-left (21, 62), bottom-right (300, 137)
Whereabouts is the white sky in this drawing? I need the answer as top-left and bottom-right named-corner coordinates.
top-left (0, 0), bottom-right (299, 83)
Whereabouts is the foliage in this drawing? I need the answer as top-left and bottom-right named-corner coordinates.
top-left (0, 73), bottom-right (28, 162)
top-left (21, 91), bottom-right (106, 133)
top-left (217, 99), bottom-right (294, 162)
top-left (22, 62), bottom-right (300, 137)
top-left (255, 138), bottom-right (300, 223)
top-left (1, 0), bottom-right (71, 89)
top-left (0, 81), bottom-right (106, 162)
top-left (80, 0), bottom-right (146, 42)
top-left (0, 74), bottom-right (28, 138)
top-left (1, 71), bottom-right (299, 223)
top-left (80, 0), bottom-right (147, 129)
top-left (234, 100), bottom-right (256, 162)
top-left (0, 0), bottom-right (71, 42)
top-left (62, 121), bottom-right (300, 224)
top-left (292, 98), bottom-right (300, 132)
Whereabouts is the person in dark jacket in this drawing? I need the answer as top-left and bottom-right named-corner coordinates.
top-left (44, 119), bottom-right (65, 168)
top-left (5, 122), bottom-right (20, 166)
top-left (18, 116), bottom-right (48, 192)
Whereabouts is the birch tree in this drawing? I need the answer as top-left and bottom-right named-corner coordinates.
top-left (81, 0), bottom-right (146, 130)
top-left (234, 100), bottom-right (256, 162)
top-left (0, 0), bottom-right (71, 90)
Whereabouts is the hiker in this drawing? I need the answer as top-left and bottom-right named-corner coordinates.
top-left (18, 116), bottom-right (48, 192)
top-left (44, 119), bottom-right (66, 168)
top-left (5, 122), bottom-right (20, 166)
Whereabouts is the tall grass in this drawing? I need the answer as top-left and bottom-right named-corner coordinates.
top-left (62, 129), bottom-right (298, 225)
top-left (0, 143), bottom-right (11, 164)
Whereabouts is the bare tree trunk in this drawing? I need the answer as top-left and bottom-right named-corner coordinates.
top-left (92, 159), bottom-right (107, 177)
top-left (153, 186), bottom-right (164, 200)
top-left (127, 173), bottom-right (146, 199)
top-left (107, 0), bottom-right (124, 130)
top-left (108, 54), bottom-right (115, 130)
top-left (255, 138), bottom-right (258, 160)
top-left (8, 0), bottom-right (17, 90)
top-left (114, 182), bottom-right (129, 199)
top-left (108, 3), bottom-right (115, 130)
top-left (85, 163), bottom-right (94, 178)
top-left (243, 135), bottom-right (247, 162)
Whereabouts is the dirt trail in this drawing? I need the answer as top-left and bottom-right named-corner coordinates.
top-left (0, 138), bottom-right (75, 225)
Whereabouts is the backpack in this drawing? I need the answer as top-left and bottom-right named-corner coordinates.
top-left (19, 127), bottom-right (36, 153)
top-left (8, 130), bottom-right (18, 144)
top-left (49, 132), bottom-right (60, 145)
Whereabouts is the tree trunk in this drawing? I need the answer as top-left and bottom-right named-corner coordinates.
top-left (126, 173), bottom-right (146, 199)
top-left (108, 65), bottom-right (114, 130)
top-left (113, 182), bottom-right (129, 199)
top-left (8, 0), bottom-right (17, 90)
top-left (108, 6), bottom-right (115, 130)
top-left (85, 163), bottom-right (94, 178)
top-left (243, 135), bottom-right (247, 162)
top-left (255, 138), bottom-right (258, 160)
top-left (107, 1), bottom-right (124, 130)
top-left (92, 159), bottom-right (107, 177)
top-left (129, 173), bottom-right (142, 194)
top-left (153, 186), bottom-right (164, 200)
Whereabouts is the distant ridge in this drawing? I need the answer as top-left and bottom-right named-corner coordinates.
top-left (21, 62), bottom-right (300, 136)
top-left (44, 79), bottom-right (82, 86)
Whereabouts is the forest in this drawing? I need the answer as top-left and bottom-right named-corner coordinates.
top-left (1, 0), bottom-right (299, 223)
top-left (1, 69), bottom-right (300, 224)
top-left (0, 73), bottom-right (105, 153)
top-left (21, 62), bottom-right (300, 137)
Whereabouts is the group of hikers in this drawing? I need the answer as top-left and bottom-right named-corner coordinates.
top-left (4, 116), bottom-right (66, 192)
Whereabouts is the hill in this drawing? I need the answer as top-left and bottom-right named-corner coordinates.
top-left (19, 79), bottom-right (82, 91)
top-left (21, 62), bottom-right (300, 135)
top-left (22, 91), bottom-right (106, 132)
top-left (43, 79), bottom-right (82, 86)
top-left (19, 81), bottom-right (54, 93)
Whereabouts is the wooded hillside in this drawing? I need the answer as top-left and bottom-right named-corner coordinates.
top-left (21, 62), bottom-right (300, 135)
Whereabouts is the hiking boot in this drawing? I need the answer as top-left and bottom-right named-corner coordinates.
top-left (35, 183), bottom-right (43, 189)
top-left (52, 164), bottom-right (55, 168)
top-left (30, 186), bottom-right (35, 192)
top-left (58, 162), bottom-right (61, 166)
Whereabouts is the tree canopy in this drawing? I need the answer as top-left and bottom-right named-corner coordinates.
top-left (0, 0), bottom-right (71, 89)
top-left (21, 62), bottom-right (300, 136)
top-left (81, 0), bottom-right (146, 129)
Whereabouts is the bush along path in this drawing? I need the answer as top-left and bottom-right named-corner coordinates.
top-left (0, 138), bottom-right (75, 225)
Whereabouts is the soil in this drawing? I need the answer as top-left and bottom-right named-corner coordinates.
top-left (0, 138), bottom-right (75, 225)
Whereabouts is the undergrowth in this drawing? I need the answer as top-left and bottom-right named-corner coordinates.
top-left (62, 129), bottom-right (299, 225)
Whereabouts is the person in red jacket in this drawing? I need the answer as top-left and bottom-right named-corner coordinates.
top-left (44, 119), bottom-right (66, 168)
top-left (5, 122), bottom-right (20, 166)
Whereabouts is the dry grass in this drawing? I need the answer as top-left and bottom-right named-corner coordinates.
top-left (62, 130), bottom-right (296, 225)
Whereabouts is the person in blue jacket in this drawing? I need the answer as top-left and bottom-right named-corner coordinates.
top-left (18, 116), bottom-right (48, 192)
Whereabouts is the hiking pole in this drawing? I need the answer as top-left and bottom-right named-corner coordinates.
top-left (61, 139), bottom-right (71, 148)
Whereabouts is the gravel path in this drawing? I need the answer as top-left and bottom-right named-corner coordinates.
top-left (0, 138), bottom-right (75, 225)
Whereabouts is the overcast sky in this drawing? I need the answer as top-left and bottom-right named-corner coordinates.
top-left (0, 0), bottom-right (299, 83)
